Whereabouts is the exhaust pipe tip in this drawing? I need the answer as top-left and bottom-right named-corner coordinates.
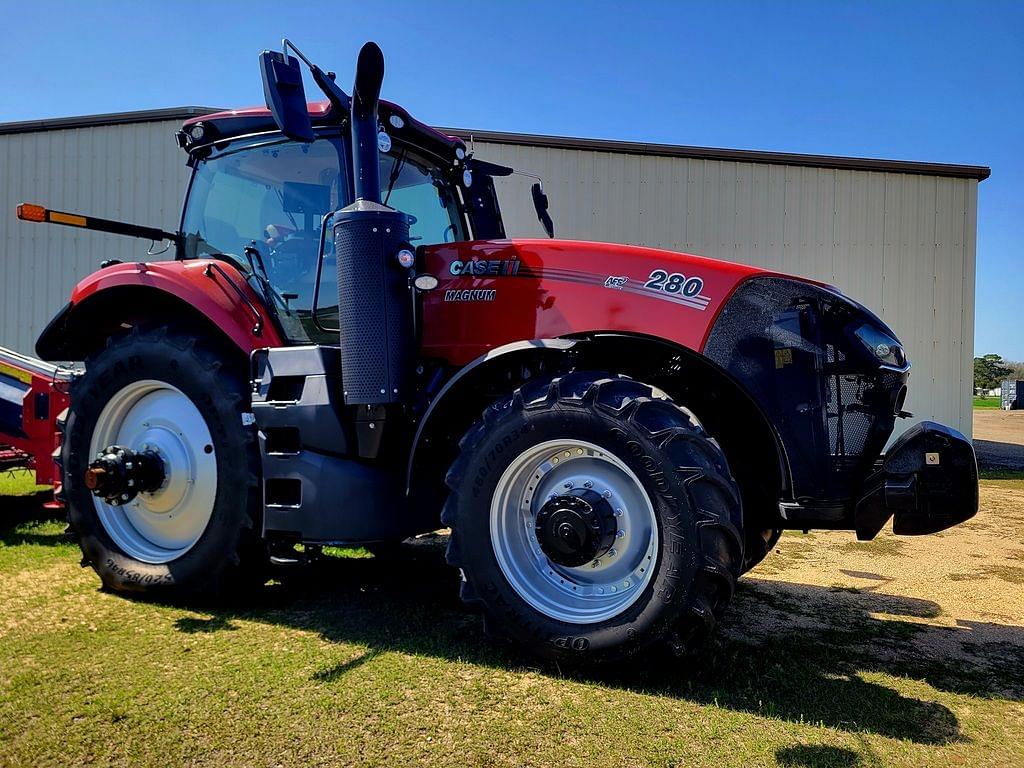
top-left (351, 41), bottom-right (385, 203)
top-left (353, 42), bottom-right (384, 113)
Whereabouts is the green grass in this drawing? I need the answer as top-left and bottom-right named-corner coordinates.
top-left (841, 537), bottom-right (908, 557)
top-left (979, 468), bottom-right (1024, 482)
top-left (0, 470), bottom-right (49, 497)
top-left (1, 511), bottom-right (1023, 767)
top-left (973, 396), bottom-right (1001, 408)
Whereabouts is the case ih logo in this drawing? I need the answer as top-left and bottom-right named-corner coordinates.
top-left (449, 258), bottom-right (522, 277)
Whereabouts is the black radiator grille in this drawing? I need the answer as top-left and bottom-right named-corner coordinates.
top-left (825, 343), bottom-right (903, 460)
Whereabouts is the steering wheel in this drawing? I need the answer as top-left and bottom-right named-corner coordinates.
top-left (268, 231), bottom-right (319, 274)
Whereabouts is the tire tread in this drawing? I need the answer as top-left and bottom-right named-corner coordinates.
top-left (443, 370), bottom-right (743, 661)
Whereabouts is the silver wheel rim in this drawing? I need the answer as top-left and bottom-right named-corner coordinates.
top-left (89, 380), bottom-right (217, 564)
top-left (489, 438), bottom-right (658, 624)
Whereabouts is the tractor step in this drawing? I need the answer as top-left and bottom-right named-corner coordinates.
top-left (250, 345), bottom-right (418, 544)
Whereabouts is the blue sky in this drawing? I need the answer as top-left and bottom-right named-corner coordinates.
top-left (4, 1), bottom-right (1022, 358)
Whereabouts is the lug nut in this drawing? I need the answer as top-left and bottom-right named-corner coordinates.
top-left (583, 480), bottom-right (593, 489)
top-left (563, 481), bottom-right (573, 489)
top-left (607, 549), bottom-right (617, 558)
top-left (615, 508), bottom-right (624, 517)
top-left (616, 529), bottom-right (625, 538)
top-left (603, 490), bottom-right (612, 498)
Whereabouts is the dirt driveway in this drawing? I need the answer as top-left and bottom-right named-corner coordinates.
top-left (746, 477), bottom-right (1024, 692)
top-left (974, 409), bottom-right (1024, 470)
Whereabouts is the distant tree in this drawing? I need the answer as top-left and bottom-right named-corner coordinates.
top-left (974, 354), bottom-right (1013, 392)
top-left (1007, 360), bottom-right (1024, 380)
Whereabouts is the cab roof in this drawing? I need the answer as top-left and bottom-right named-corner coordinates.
top-left (179, 98), bottom-right (464, 162)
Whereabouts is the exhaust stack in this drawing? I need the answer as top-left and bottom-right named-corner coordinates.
top-left (333, 42), bottom-right (413, 419)
top-left (350, 42), bottom-right (384, 203)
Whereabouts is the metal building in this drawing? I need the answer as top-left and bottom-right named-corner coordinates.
top-left (0, 108), bottom-right (989, 437)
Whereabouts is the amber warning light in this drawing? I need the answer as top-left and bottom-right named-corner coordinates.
top-left (15, 202), bottom-right (180, 243)
top-left (16, 203), bottom-right (47, 222)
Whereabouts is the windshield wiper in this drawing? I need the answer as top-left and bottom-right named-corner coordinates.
top-left (244, 242), bottom-right (270, 278)
top-left (383, 149), bottom-right (407, 206)
top-left (242, 242), bottom-right (293, 314)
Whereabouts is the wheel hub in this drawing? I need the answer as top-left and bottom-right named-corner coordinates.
top-left (490, 438), bottom-right (658, 624)
top-left (85, 444), bottom-right (165, 506)
top-left (88, 380), bottom-right (218, 564)
top-left (535, 489), bottom-right (617, 567)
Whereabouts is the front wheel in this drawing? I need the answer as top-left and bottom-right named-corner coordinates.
top-left (442, 372), bottom-right (743, 664)
top-left (61, 327), bottom-right (264, 595)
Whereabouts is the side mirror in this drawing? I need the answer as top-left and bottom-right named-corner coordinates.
top-left (531, 182), bottom-right (554, 238)
top-left (259, 50), bottom-right (314, 142)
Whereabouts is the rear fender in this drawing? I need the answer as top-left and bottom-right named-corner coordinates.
top-left (36, 260), bottom-right (283, 361)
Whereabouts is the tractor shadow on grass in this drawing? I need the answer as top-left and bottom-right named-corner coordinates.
top-left (157, 535), bottom-right (1024, 747)
top-left (0, 492), bottom-right (68, 547)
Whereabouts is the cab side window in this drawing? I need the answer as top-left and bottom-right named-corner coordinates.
top-left (380, 151), bottom-right (464, 244)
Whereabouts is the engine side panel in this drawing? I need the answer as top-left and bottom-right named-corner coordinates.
top-left (419, 239), bottom-right (774, 365)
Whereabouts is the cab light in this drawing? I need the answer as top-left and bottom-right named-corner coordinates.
top-left (396, 249), bottom-right (416, 269)
top-left (413, 274), bottom-right (439, 291)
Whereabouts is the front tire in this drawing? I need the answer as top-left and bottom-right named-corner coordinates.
top-left (443, 372), bottom-right (743, 664)
top-left (62, 328), bottom-right (264, 596)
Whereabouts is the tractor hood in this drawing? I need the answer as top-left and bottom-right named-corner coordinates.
top-left (421, 237), bottom-right (786, 364)
top-left (420, 238), bottom-right (893, 363)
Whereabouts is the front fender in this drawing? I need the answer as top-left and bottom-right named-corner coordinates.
top-left (405, 338), bottom-right (577, 494)
top-left (36, 260), bottom-right (283, 360)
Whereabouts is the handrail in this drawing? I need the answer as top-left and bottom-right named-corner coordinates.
top-left (202, 262), bottom-right (264, 336)
top-left (311, 212), bottom-right (340, 334)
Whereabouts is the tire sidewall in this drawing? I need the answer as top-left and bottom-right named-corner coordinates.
top-left (64, 336), bottom-right (255, 594)
top-left (456, 402), bottom-right (704, 660)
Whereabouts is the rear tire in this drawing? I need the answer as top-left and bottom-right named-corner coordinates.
top-left (62, 327), bottom-right (264, 596)
top-left (442, 372), bottom-right (743, 664)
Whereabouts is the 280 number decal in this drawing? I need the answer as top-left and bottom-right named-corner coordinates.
top-left (644, 269), bottom-right (704, 297)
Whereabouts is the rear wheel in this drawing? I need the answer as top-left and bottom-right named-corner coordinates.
top-left (443, 372), bottom-right (743, 663)
top-left (62, 328), bottom-right (264, 595)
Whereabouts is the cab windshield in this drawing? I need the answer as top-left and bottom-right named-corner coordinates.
top-left (180, 135), bottom-right (465, 342)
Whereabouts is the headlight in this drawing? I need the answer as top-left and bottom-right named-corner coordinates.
top-left (854, 323), bottom-right (907, 369)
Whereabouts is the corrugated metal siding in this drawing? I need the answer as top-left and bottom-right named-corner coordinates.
top-left (0, 120), bottom-right (189, 357)
top-left (476, 141), bottom-right (977, 437)
top-left (0, 126), bottom-right (977, 438)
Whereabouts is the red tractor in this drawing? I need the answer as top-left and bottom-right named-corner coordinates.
top-left (11, 42), bottom-right (978, 663)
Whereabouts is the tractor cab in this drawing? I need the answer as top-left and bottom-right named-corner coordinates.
top-left (175, 81), bottom-right (514, 344)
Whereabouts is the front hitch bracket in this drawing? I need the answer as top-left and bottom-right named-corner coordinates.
top-left (854, 421), bottom-right (979, 540)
